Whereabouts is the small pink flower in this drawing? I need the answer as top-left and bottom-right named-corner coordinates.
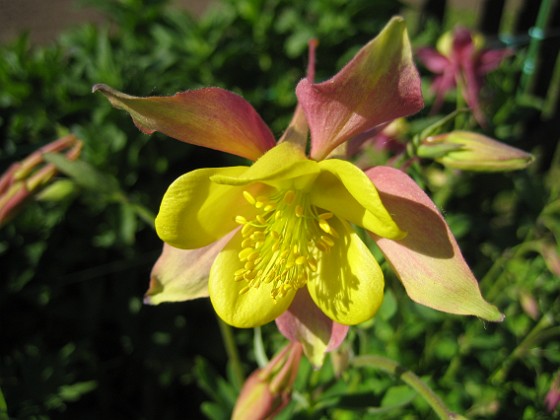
top-left (232, 342), bottom-right (303, 420)
top-left (416, 27), bottom-right (512, 125)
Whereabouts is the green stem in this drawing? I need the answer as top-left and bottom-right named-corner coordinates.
top-left (216, 316), bottom-right (245, 389)
top-left (352, 355), bottom-right (461, 419)
top-left (253, 326), bottom-right (269, 368)
top-left (455, 76), bottom-right (467, 130)
top-left (518, 0), bottom-right (553, 96)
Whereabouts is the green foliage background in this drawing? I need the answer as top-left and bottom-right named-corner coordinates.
top-left (1, 0), bottom-right (559, 418)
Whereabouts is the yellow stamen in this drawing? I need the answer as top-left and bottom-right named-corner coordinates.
top-left (234, 188), bottom-right (339, 300)
top-left (242, 190), bottom-right (256, 205)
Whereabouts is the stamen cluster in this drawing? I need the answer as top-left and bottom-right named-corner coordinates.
top-left (234, 189), bottom-right (339, 300)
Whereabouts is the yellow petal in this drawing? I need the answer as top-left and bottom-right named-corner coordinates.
top-left (311, 159), bottom-right (405, 239)
top-left (210, 142), bottom-right (319, 190)
top-left (307, 218), bottom-right (384, 325)
top-left (209, 231), bottom-right (297, 328)
top-left (156, 166), bottom-right (261, 249)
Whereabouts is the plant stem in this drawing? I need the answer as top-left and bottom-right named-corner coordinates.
top-left (352, 355), bottom-right (461, 419)
top-left (253, 326), bottom-right (269, 368)
top-left (216, 316), bottom-right (245, 389)
top-left (518, 0), bottom-right (553, 95)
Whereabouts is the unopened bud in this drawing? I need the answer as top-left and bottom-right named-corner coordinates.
top-left (0, 134), bottom-right (82, 226)
top-left (546, 373), bottom-right (560, 413)
top-left (36, 179), bottom-right (77, 202)
top-left (232, 342), bottom-right (302, 420)
top-left (418, 131), bottom-right (533, 171)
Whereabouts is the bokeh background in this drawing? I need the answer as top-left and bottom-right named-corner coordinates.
top-left (1, 0), bottom-right (559, 418)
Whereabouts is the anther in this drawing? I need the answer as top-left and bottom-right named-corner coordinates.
top-left (242, 190), bottom-right (256, 205)
top-left (318, 219), bottom-right (339, 238)
top-left (320, 235), bottom-right (335, 247)
top-left (238, 247), bottom-right (254, 261)
top-left (283, 190), bottom-right (295, 204)
top-left (295, 256), bottom-right (306, 265)
top-left (241, 224), bottom-right (254, 236)
top-left (239, 286), bottom-right (251, 295)
top-left (307, 257), bottom-right (318, 272)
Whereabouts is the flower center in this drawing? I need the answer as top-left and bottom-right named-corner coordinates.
top-left (234, 189), bottom-right (338, 301)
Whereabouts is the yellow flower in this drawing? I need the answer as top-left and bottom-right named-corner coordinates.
top-left (155, 141), bottom-right (404, 327)
top-left (95, 17), bottom-right (503, 366)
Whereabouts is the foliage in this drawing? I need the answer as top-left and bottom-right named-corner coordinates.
top-left (1, 0), bottom-right (558, 418)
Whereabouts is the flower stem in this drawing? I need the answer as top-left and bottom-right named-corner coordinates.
top-left (352, 355), bottom-right (461, 419)
top-left (216, 316), bottom-right (245, 389)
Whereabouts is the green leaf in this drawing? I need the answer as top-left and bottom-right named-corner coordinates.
top-left (380, 384), bottom-right (417, 408)
top-left (58, 381), bottom-right (98, 402)
top-left (43, 152), bottom-right (122, 197)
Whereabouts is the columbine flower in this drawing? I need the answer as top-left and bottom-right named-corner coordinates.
top-left (416, 26), bottom-right (512, 125)
top-left (95, 17), bottom-right (503, 366)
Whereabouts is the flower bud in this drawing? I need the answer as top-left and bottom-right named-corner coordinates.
top-left (0, 135), bottom-right (82, 226)
top-left (36, 179), bottom-right (77, 202)
top-left (417, 131), bottom-right (534, 171)
top-left (232, 342), bottom-right (303, 420)
top-left (546, 373), bottom-right (560, 413)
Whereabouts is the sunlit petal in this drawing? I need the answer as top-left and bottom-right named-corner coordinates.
top-left (307, 218), bottom-right (384, 325)
top-left (209, 231), bottom-right (297, 328)
top-left (296, 17), bottom-right (423, 160)
top-left (93, 84), bottom-right (275, 161)
top-left (210, 141), bottom-right (319, 190)
top-left (156, 166), bottom-right (261, 249)
top-left (367, 166), bottom-right (504, 321)
top-left (311, 159), bottom-right (405, 239)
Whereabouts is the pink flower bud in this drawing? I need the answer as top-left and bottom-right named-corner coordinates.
top-left (232, 342), bottom-right (303, 420)
top-left (0, 134), bottom-right (82, 226)
top-left (546, 373), bottom-right (560, 413)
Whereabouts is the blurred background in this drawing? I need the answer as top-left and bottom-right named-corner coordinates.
top-left (1, 0), bottom-right (559, 418)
